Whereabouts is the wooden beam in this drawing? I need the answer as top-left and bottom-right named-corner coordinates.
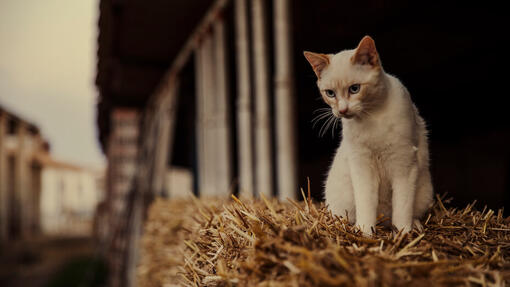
top-left (168, 0), bottom-right (229, 79)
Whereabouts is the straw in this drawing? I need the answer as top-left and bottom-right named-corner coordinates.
top-left (137, 195), bottom-right (510, 286)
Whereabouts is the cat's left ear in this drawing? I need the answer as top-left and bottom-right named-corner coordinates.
top-left (351, 36), bottom-right (380, 67)
top-left (304, 51), bottom-right (330, 78)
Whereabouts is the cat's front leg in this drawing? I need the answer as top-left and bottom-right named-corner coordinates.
top-left (349, 152), bottom-right (379, 236)
top-left (391, 165), bottom-right (418, 233)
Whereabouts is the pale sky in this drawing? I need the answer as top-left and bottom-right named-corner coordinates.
top-left (0, 0), bottom-right (105, 168)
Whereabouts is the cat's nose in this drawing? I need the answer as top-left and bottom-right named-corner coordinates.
top-left (338, 108), bottom-right (348, 114)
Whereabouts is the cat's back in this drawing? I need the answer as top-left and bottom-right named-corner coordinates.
top-left (385, 74), bottom-right (424, 130)
top-left (386, 74), bottom-right (430, 154)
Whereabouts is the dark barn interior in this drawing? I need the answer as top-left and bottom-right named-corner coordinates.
top-left (97, 0), bottom-right (509, 213)
top-left (293, 1), bottom-right (509, 211)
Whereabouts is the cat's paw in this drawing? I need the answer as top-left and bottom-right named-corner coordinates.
top-left (356, 223), bottom-right (375, 237)
top-left (413, 219), bottom-right (424, 232)
top-left (393, 224), bottom-right (412, 234)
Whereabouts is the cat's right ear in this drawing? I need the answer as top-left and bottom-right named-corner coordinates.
top-left (304, 51), bottom-right (330, 78)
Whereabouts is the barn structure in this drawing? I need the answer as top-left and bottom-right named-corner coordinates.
top-left (95, 0), bottom-right (509, 286)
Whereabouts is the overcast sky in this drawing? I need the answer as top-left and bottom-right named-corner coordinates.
top-left (0, 0), bottom-right (105, 168)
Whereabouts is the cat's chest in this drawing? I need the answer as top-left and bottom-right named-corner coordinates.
top-left (345, 119), bottom-right (402, 147)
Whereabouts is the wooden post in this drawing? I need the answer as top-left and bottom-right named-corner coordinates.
top-left (151, 78), bottom-right (180, 197)
top-left (121, 1), bottom-right (231, 286)
top-left (195, 45), bottom-right (207, 197)
top-left (0, 112), bottom-right (7, 241)
top-left (202, 33), bottom-right (219, 197)
top-left (214, 17), bottom-right (232, 196)
top-left (235, 0), bottom-right (254, 198)
top-left (125, 187), bottom-right (143, 287)
top-left (195, 34), bottom-right (217, 197)
top-left (274, 0), bottom-right (297, 200)
top-left (252, 0), bottom-right (273, 197)
top-left (151, 110), bottom-right (170, 197)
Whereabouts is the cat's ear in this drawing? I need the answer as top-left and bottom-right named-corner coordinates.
top-left (304, 51), bottom-right (330, 78)
top-left (351, 36), bottom-right (379, 67)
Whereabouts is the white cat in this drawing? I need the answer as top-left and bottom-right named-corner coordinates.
top-left (304, 36), bottom-right (434, 235)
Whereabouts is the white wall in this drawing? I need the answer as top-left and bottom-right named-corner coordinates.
top-left (40, 166), bottom-right (103, 235)
top-left (164, 167), bottom-right (193, 198)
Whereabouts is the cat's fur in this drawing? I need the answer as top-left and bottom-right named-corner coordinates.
top-left (304, 36), bottom-right (434, 235)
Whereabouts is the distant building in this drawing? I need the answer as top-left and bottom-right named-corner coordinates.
top-left (39, 157), bottom-right (104, 236)
top-left (0, 105), bottom-right (105, 241)
top-left (0, 106), bottom-right (47, 241)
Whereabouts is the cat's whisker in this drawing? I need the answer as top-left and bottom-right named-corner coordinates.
top-left (311, 111), bottom-right (331, 122)
top-left (326, 115), bottom-right (336, 137)
top-left (332, 116), bottom-right (341, 138)
top-left (318, 115), bottom-right (332, 137)
top-left (318, 117), bottom-right (328, 137)
top-left (325, 117), bottom-right (334, 137)
top-left (311, 109), bottom-right (333, 128)
top-left (320, 114), bottom-right (336, 138)
top-left (329, 116), bottom-right (335, 138)
top-left (312, 107), bottom-right (331, 114)
top-left (312, 118), bottom-right (327, 129)
top-left (311, 112), bottom-right (331, 129)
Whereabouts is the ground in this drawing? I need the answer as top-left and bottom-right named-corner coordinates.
top-left (0, 235), bottom-right (107, 287)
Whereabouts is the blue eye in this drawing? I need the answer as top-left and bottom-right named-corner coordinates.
top-left (349, 84), bottom-right (361, 94)
top-left (325, 89), bottom-right (335, 98)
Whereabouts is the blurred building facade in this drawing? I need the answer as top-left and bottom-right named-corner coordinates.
top-left (40, 159), bottom-right (104, 235)
top-left (0, 105), bottom-right (105, 242)
top-left (95, 0), bottom-right (509, 286)
top-left (0, 106), bottom-right (47, 241)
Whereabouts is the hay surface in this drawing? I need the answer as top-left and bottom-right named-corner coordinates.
top-left (137, 194), bottom-right (510, 286)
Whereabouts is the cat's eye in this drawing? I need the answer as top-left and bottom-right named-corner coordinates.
top-left (324, 89), bottom-right (335, 98)
top-left (348, 84), bottom-right (361, 94)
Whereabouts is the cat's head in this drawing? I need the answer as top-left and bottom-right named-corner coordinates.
top-left (304, 36), bottom-right (387, 120)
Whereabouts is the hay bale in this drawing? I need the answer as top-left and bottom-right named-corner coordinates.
top-left (137, 194), bottom-right (510, 286)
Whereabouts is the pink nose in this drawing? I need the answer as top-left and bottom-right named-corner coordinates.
top-left (338, 108), bottom-right (348, 114)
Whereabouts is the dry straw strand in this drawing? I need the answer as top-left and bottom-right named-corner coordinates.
top-left (137, 194), bottom-right (510, 287)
